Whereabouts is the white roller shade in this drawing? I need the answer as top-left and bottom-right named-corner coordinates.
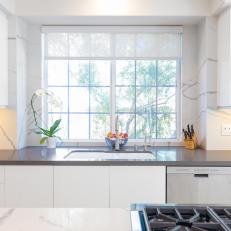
top-left (43, 26), bottom-right (182, 58)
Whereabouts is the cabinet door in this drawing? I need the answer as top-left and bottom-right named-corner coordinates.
top-left (54, 166), bottom-right (110, 208)
top-left (5, 166), bottom-right (53, 207)
top-left (0, 184), bottom-right (4, 207)
top-left (0, 166), bottom-right (5, 207)
top-left (110, 166), bottom-right (166, 208)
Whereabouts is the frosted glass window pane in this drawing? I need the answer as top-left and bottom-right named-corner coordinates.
top-left (157, 87), bottom-right (176, 113)
top-left (136, 60), bottom-right (156, 86)
top-left (48, 114), bottom-right (68, 139)
top-left (69, 33), bottom-right (90, 57)
top-left (116, 114), bottom-right (135, 138)
top-left (136, 114), bottom-right (156, 139)
top-left (136, 87), bottom-right (156, 113)
top-left (157, 113), bottom-right (176, 139)
top-left (90, 87), bottom-right (110, 113)
top-left (69, 87), bottom-right (89, 112)
top-left (69, 60), bottom-right (89, 86)
top-left (90, 33), bottom-right (111, 57)
top-left (69, 114), bottom-right (89, 139)
top-left (116, 60), bottom-right (135, 85)
top-left (90, 114), bottom-right (110, 139)
top-left (116, 87), bottom-right (135, 112)
top-left (115, 34), bottom-right (135, 57)
top-left (48, 60), bottom-right (68, 86)
top-left (47, 33), bottom-right (68, 57)
top-left (48, 87), bottom-right (68, 112)
top-left (90, 60), bottom-right (111, 86)
top-left (158, 60), bottom-right (177, 86)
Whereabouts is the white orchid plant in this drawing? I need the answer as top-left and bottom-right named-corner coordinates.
top-left (31, 89), bottom-right (63, 145)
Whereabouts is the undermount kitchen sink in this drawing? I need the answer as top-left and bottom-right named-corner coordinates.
top-left (64, 150), bottom-right (155, 160)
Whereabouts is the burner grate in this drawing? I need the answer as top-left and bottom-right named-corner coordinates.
top-left (144, 206), bottom-right (230, 231)
top-left (210, 207), bottom-right (231, 229)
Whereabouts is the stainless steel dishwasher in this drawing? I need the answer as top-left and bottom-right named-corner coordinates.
top-left (167, 167), bottom-right (231, 204)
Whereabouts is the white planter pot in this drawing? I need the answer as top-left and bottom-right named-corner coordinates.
top-left (47, 137), bottom-right (57, 149)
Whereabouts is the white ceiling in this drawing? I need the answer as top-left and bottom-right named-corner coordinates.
top-left (1, 0), bottom-right (228, 26)
top-left (15, 0), bottom-right (211, 17)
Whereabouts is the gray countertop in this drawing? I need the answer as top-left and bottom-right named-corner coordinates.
top-left (0, 146), bottom-right (231, 166)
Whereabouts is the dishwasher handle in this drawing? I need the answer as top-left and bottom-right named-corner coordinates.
top-left (193, 174), bottom-right (209, 178)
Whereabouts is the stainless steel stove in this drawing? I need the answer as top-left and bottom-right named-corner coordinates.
top-left (131, 205), bottom-right (231, 231)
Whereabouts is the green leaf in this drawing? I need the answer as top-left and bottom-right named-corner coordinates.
top-left (52, 128), bottom-right (61, 135)
top-left (55, 136), bottom-right (62, 141)
top-left (35, 131), bottom-right (43, 135)
top-left (40, 137), bottom-right (48, 144)
top-left (38, 127), bottom-right (51, 137)
top-left (49, 119), bottom-right (62, 134)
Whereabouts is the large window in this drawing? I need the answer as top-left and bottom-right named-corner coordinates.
top-left (43, 27), bottom-right (182, 141)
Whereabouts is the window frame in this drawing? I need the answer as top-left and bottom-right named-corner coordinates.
top-left (42, 32), bottom-right (182, 144)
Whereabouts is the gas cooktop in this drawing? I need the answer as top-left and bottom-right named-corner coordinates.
top-left (131, 205), bottom-right (231, 231)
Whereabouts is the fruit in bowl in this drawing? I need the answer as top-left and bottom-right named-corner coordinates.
top-left (107, 131), bottom-right (113, 138)
top-left (105, 131), bottom-right (128, 148)
top-left (106, 131), bottom-right (128, 139)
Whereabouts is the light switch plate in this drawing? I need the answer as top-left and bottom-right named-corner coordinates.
top-left (221, 124), bottom-right (231, 136)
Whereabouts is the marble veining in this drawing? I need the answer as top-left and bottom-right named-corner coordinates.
top-left (0, 209), bottom-right (14, 226)
top-left (0, 208), bottom-right (131, 231)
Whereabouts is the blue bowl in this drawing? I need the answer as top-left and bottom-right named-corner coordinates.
top-left (105, 137), bottom-right (128, 149)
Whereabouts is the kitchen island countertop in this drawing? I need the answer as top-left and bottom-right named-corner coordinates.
top-left (0, 146), bottom-right (231, 166)
top-left (0, 208), bottom-right (131, 231)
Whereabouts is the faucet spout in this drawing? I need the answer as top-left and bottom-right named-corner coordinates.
top-left (115, 115), bottom-right (120, 151)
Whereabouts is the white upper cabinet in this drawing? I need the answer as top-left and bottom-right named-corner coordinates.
top-left (217, 9), bottom-right (231, 108)
top-left (0, 11), bottom-right (8, 107)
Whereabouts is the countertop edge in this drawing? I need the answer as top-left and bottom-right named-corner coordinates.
top-left (0, 160), bottom-right (230, 166)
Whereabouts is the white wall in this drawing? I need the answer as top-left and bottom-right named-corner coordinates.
top-left (26, 24), bottom-right (42, 146)
top-left (15, 0), bottom-right (211, 16)
top-left (24, 24), bottom-right (199, 146)
top-left (204, 9), bottom-right (231, 150)
top-left (0, 0), bottom-right (14, 14)
top-left (196, 15), bottom-right (231, 150)
top-left (197, 17), bottom-right (218, 149)
top-left (181, 26), bottom-right (199, 136)
top-left (206, 110), bottom-right (231, 150)
top-left (7, 16), bottom-right (28, 149)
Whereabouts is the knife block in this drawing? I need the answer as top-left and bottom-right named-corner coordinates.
top-left (184, 135), bottom-right (197, 150)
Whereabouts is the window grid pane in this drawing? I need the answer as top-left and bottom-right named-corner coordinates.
top-left (46, 33), bottom-right (179, 140)
top-left (115, 59), bottom-right (177, 139)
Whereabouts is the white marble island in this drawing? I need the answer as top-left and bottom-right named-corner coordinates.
top-left (0, 208), bottom-right (132, 231)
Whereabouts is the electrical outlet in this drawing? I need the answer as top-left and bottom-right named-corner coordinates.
top-left (221, 124), bottom-right (231, 136)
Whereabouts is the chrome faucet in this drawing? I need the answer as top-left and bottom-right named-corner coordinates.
top-left (115, 115), bottom-right (120, 151)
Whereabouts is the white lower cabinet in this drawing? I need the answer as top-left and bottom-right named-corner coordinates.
top-left (110, 166), bottom-right (166, 208)
top-left (0, 184), bottom-right (4, 207)
top-left (54, 166), bottom-right (110, 208)
top-left (54, 166), bottom-right (166, 208)
top-left (0, 166), bottom-right (4, 207)
top-left (5, 166), bottom-right (53, 207)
